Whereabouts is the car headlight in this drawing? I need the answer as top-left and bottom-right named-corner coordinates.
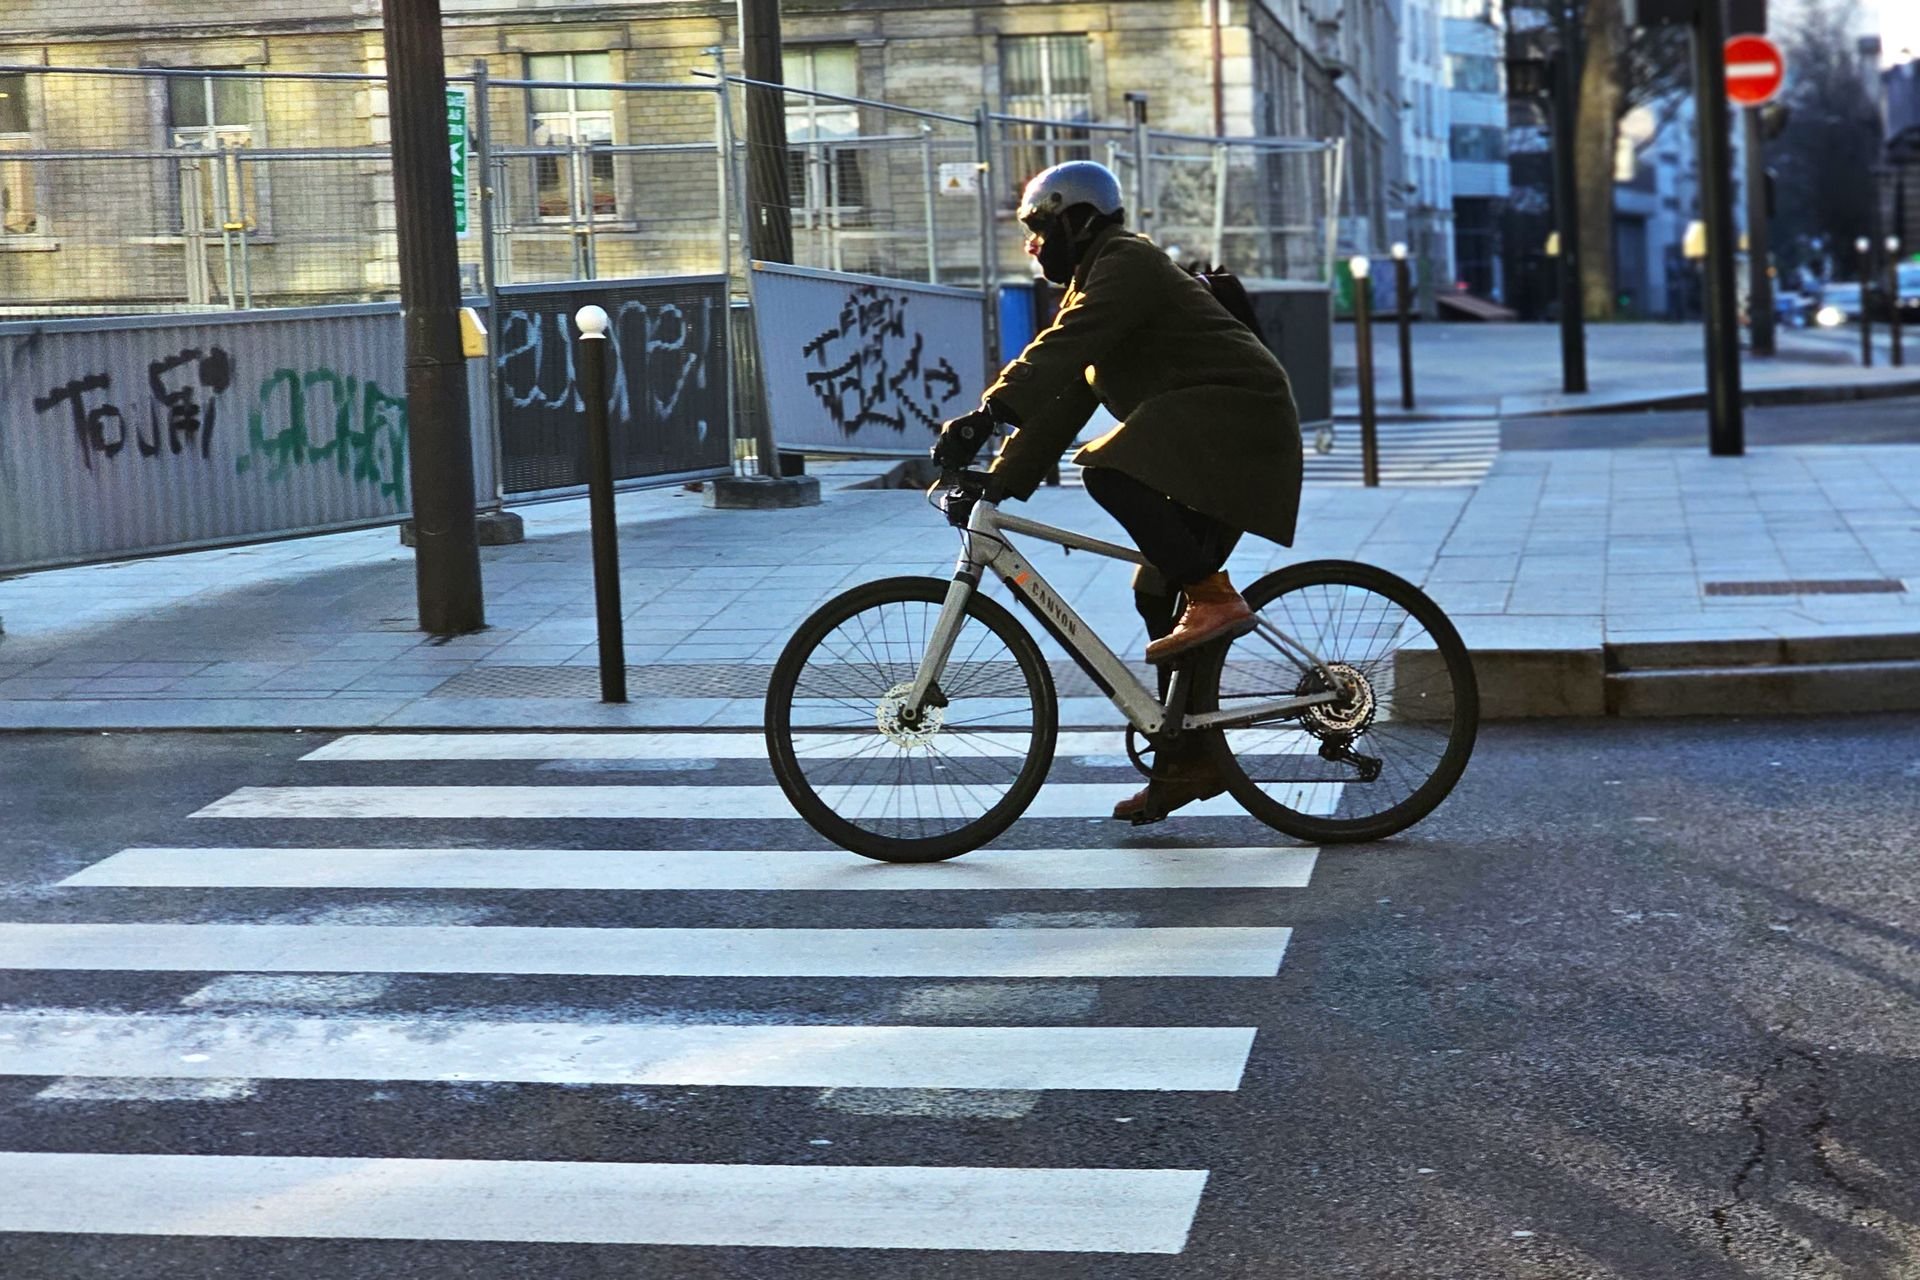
top-left (1815, 305), bottom-right (1845, 327)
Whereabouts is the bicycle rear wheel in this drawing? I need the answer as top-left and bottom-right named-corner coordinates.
top-left (1192, 560), bottom-right (1477, 844)
top-left (765, 576), bottom-right (1058, 862)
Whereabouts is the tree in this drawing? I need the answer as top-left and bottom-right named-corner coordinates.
top-left (1770, 0), bottom-right (1883, 277)
top-left (1509, 0), bottom-right (1690, 319)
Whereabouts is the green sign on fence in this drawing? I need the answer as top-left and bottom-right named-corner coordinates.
top-left (447, 88), bottom-right (470, 238)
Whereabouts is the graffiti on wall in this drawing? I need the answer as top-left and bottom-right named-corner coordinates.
top-left (800, 285), bottom-right (964, 438)
top-left (16, 340), bottom-right (406, 500)
top-left (30, 347), bottom-right (234, 470)
top-left (490, 279), bottom-right (731, 495)
top-left (495, 295), bottom-right (711, 437)
top-left (233, 368), bottom-right (409, 500)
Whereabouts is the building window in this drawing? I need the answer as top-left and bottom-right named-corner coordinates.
top-left (1000, 34), bottom-right (1094, 194)
top-left (1447, 53), bottom-right (1502, 95)
top-left (1450, 124), bottom-right (1506, 163)
top-left (166, 70), bottom-right (261, 234)
top-left (783, 45), bottom-right (864, 217)
top-left (527, 52), bottom-right (615, 219)
top-left (1, 72), bottom-right (42, 236)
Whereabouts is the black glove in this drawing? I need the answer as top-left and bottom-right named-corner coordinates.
top-left (931, 408), bottom-right (996, 469)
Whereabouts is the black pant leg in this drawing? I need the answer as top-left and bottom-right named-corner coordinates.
top-left (1082, 466), bottom-right (1216, 588)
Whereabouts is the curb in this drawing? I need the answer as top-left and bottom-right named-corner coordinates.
top-left (1499, 375), bottom-right (1920, 420)
top-left (1473, 630), bottom-right (1920, 719)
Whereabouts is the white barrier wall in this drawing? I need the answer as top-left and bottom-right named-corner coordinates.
top-left (749, 262), bottom-right (989, 457)
top-left (0, 305), bottom-right (497, 573)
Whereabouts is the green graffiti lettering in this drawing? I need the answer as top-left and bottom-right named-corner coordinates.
top-left (237, 366), bottom-right (408, 500)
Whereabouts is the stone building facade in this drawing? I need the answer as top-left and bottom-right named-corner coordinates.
top-left (1, 0), bottom-right (1402, 308)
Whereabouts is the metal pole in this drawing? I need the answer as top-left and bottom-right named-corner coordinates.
top-left (576, 306), bottom-right (627, 704)
top-left (738, 0), bottom-right (795, 265)
top-left (1353, 262), bottom-right (1380, 487)
top-left (471, 62), bottom-right (507, 511)
top-left (921, 125), bottom-right (940, 285)
top-left (1859, 238), bottom-right (1874, 368)
top-left (721, 64), bottom-right (783, 480)
top-left (711, 58), bottom-right (739, 469)
top-left (1210, 141), bottom-right (1229, 265)
top-left (1744, 108), bottom-right (1775, 356)
top-left (1890, 241), bottom-right (1905, 368)
top-left (1693, 0), bottom-right (1745, 456)
top-left (1394, 254), bottom-right (1415, 410)
top-left (1127, 94), bottom-right (1151, 242)
top-left (1550, 4), bottom-right (1588, 395)
top-left (383, 0), bottom-right (485, 634)
top-left (975, 104), bottom-right (998, 372)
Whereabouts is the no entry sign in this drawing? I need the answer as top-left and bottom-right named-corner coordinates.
top-left (1724, 34), bottom-right (1785, 106)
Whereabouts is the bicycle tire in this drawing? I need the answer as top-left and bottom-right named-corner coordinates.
top-left (1191, 559), bottom-right (1477, 844)
top-left (765, 576), bottom-right (1058, 862)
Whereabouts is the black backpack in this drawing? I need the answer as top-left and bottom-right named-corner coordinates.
top-left (1186, 262), bottom-right (1270, 346)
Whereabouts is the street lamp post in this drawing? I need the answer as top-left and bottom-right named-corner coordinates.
top-left (1391, 241), bottom-right (1415, 410)
top-left (1351, 254), bottom-right (1380, 488)
top-left (1507, 45), bottom-right (1586, 395)
top-left (383, 0), bottom-right (485, 635)
top-left (1887, 234), bottom-right (1905, 368)
top-left (1857, 235), bottom-right (1874, 368)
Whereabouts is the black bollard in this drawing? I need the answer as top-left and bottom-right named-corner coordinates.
top-left (1392, 243), bottom-right (1415, 411)
top-left (1858, 237), bottom-right (1874, 369)
top-left (576, 305), bottom-right (627, 704)
top-left (1888, 237), bottom-right (1905, 369)
top-left (1351, 256), bottom-right (1380, 488)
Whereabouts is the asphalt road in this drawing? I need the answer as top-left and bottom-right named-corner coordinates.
top-left (1, 719), bottom-right (1917, 1278)
top-left (1502, 395), bottom-right (1920, 451)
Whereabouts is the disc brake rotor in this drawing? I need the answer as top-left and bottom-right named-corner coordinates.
top-left (875, 681), bottom-right (946, 748)
top-left (1297, 662), bottom-right (1377, 737)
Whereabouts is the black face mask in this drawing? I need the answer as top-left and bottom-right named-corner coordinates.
top-left (1035, 232), bottom-right (1079, 285)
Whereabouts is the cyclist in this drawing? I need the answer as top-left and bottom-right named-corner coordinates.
top-left (931, 160), bottom-right (1304, 824)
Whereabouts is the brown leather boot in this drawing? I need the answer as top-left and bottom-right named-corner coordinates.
top-left (1112, 742), bottom-right (1229, 824)
top-left (1144, 572), bottom-right (1255, 665)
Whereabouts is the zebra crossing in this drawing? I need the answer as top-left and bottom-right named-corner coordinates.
top-left (1303, 418), bottom-right (1501, 487)
top-left (0, 730), bottom-right (1325, 1266)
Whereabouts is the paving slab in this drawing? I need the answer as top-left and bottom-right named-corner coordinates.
top-left (2, 444), bottom-right (1918, 726)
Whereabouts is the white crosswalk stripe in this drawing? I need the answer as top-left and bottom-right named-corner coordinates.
top-left (0, 1015), bottom-right (1256, 1091)
top-left (0, 922), bottom-right (1292, 978)
top-left (3, 729), bottom-right (1329, 1259)
top-left (0, 1153), bottom-right (1209, 1253)
top-left (190, 783), bottom-right (1307, 821)
top-left (62, 845), bottom-right (1319, 891)
top-left (1303, 419), bottom-right (1501, 487)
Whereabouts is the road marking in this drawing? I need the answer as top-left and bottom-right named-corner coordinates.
top-left (0, 923), bottom-right (1292, 978)
top-left (0, 1015), bottom-right (1255, 1091)
top-left (0, 1152), bottom-right (1209, 1253)
top-left (63, 846), bottom-right (1318, 891)
top-left (190, 784), bottom-right (1274, 821)
top-left (303, 731), bottom-right (1128, 762)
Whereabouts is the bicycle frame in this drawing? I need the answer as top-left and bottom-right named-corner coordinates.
top-left (905, 497), bottom-right (1346, 739)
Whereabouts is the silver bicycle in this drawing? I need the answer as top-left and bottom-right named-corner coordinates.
top-left (765, 469), bottom-right (1478, 862)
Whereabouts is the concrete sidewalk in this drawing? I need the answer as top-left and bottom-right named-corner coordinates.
top-left (1334, 321), bottom-right (1920, 420)
top-left (2, 445), bottom-right (1917, 729)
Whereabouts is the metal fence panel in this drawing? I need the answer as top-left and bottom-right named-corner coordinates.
top-left (0, 304), bottom-right (496, 572)
top-left (493, 275), bottom-right (730, 494)
top-left (750, 262), bottom-right (986, 457)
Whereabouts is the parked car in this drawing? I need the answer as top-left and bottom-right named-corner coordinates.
top-left (1814, 267), bottom-right (1920, 327)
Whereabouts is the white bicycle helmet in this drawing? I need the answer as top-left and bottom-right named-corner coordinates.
top-left (1017, 161), bottom-right (1125, 230)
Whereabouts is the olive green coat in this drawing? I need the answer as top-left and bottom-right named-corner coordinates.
top-left (986, 225), bottom-right (1304, 546)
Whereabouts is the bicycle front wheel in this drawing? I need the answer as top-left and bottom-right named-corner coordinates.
top-left (1193, 560), bottom-right (1477, 844)
top-left (765, 576), bottom-right (1058, 862)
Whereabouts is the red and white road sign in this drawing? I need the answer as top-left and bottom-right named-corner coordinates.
top-left (1724, 34), bottom-right (1785, 107)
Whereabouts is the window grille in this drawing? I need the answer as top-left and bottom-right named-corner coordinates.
top-left (1000, 35), bottom-right (1094, 196)
top-left (782, 45), bottom-right (865, 222)
top-left (526, 52), bottom-right (616, 220)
